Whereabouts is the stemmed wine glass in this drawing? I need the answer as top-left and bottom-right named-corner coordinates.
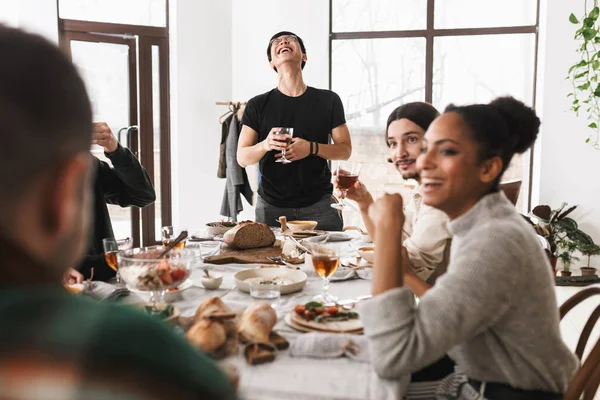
top-left (310, 243), bottom-right (340, 302)
top-left (332, 161), bottom-right (362, 211)
top-left (275, 127), bottom-right (294, 164)
top-left (102, 237), bottom-right (131, 286)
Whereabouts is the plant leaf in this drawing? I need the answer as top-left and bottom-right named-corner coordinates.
top-left (532, 205), bottom-right (552, 221)
top-left (582, 28), bottom-right (597, 40)
top-left (577, 82), bottom-right (591, 90)
top-left (557, 217), bottom-right (578, 232)
top-left (556, 205), bottom-right (578, 221)
top-left (591, 7), bottom-right (600, 20)
top-left (570, 13), bottom-right (580, 23)
top-left (575, 70), bottom-right (589, 79)
top-left (589, 122), bottom-right (598, 129)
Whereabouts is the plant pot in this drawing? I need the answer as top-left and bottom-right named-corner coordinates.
top-left (560, 270), bottom-right (572, 277)
top-left (580, 267), bottom-right (597, 277)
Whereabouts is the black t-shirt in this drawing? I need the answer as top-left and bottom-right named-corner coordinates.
top-left (242, 87), bottom-right (346, 208)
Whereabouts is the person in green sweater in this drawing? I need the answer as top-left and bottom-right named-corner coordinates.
top-left (0, 25), bottom-right (236, 400)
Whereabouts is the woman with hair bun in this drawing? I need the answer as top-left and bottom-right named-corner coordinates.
top-left (360, 97), bottom-right (578, 399)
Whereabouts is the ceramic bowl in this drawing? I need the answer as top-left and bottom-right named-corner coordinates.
top-left (358, 246), bottom-right (375, 264)
top-left (206, 223), bottom-right (236, 236)
top-left (200, 273), bottom-right (223, 290)
top-left (287, 220), bottom-right (318, 232)
top-left (234, 267), bottom-right (307, 294)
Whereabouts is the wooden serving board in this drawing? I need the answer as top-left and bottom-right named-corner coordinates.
top-left (204, 245), bottom-right (284, 265)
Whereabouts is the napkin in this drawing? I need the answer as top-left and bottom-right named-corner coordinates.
top-left (329, 267), bottom-right (373, 282)
top-left (83, 281), bottom-right (130, 302)
top-left (289, 332), bottom-right (371, 363)
top-left (302, 232), bottom-right (352, 243)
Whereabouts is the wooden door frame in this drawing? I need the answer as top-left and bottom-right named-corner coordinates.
top-left (58, 19), bottom-right (172, 246)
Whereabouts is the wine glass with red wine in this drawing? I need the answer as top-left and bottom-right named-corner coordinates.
top-left (275, 127), bottom-right (294, 164)
top-left (332, 161), bottom-right (362, 211)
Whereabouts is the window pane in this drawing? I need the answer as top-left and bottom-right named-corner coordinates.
top-left (152, 45), bottom-right (163, 242)
top-left (434, 0), bottom-right (537, 29)
top-left (332, 0), bottom-right (426, 32)
top-left (59, 0), bottom-right (167, 27)
top-left (433, 34), bottom-right (536, 211)
top-left (71, 40), bottom-right (133, 241)
top-left (332, 38), bottom-right (426, 227)
top-left (432, 34), bottom-right (535, 110)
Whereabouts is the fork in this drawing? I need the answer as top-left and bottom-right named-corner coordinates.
top-left (266, 256), bottom-right (300, 270)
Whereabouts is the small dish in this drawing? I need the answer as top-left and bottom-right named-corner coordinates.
top-left (64, 283), bottom-right (85, 295)
top-left (128, 278), bottom-right (193, 302)
top-left (205, 222), bottom-right (237, 236)
top-left (200, 273), bottom-right (223, 290)
top-left (286, 220), bottom-right (318, 232)
top-left (234, 268), bottom-right (307, 295)
top-left (130, 302), bottom-right (180, 325)
top-left (357, 247), bottom-right (375, 264)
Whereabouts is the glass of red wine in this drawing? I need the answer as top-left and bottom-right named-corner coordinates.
top-left (332, 161), bottom-right (361, 211)
top-left (275, 127), bottom-right (294, 164)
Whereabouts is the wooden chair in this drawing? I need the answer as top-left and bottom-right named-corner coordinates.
top-left (561, 287), bottom-right (600, 400)
top-left (500, 180), bottom-right (522, 206)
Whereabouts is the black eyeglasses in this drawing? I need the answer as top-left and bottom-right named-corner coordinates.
top-left (270, 35), bottom-right (298, 47)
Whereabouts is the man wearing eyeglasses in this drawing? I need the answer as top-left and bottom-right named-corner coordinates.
top-left (237, 31), bottom-right (352, 231)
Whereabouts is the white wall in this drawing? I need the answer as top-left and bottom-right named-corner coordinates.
top-left (0, 0), bottom-right (58, 43)
top-left (536, 0), bottom-right (600, 262)
top-left (169, 0), bottom-right (232, 232)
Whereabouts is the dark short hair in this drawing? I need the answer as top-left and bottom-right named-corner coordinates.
top-left (0, 25), bottom-right (92, 205)
top-left (385, 102), bottom-right (440, 145)
top-left (445, 96), bottom-right (540, 187)
top-left (266, 31), bottom-right (306, 72)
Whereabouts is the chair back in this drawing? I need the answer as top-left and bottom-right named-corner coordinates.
top-left (500, 180), bottom-right (522, 206)
top-left (561, 287), bottom-right (600, 400)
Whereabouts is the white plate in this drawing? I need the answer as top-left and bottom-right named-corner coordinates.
top-left (234, 268), bottom-right (307, 295)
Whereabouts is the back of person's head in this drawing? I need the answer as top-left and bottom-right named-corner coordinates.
top-left (0, 25), bottom-right (93, 278)
top-left (445, 96), bottom-right (540, 188)
top-left (266, 31), bottom-right (306, 72)
top-left (385, 102), bottom-right (440, 145)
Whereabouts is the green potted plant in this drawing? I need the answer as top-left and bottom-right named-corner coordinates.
top-left (524, 203), bottom-right (596, 275)
top-left (557, 239), bottom-right (579, 277)
top-left (579, 242), bottom-right (600, 276)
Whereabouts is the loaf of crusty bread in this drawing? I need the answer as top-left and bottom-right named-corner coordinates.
top-left (238, 301), bottom-right (277, 343)
top-left (223, 221), bottom-right (275, 250)
top-left (186, 319), bottom-right (227, 353)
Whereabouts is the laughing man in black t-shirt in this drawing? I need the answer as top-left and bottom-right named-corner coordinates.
top-left (237, 31), bottom-right (352, 231)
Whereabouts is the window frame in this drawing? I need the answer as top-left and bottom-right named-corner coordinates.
top-left (329, 0), bottom-right (541, 211)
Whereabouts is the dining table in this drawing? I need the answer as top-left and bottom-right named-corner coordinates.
top-left (112, 233), bottom-right (409, 400)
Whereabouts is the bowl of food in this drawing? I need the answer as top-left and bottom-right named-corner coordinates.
top-left (118, 246), bottom-right (194, 295)
top-left (343, 226), bottom-right (372, 243)
top-left (64, 283), bottom-right (85, 295)
top-left (234, 267), bottom-right (307, 295)
top-left (200, 272), bottom-right (224, 290)
top-left (358, 247), bottom-right (375, 264)
top-left (206, 221), bottom-right (237, 236)
top-left (287, 220), bottom-right (318, 232)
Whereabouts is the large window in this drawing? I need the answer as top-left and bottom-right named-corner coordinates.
top-left (331, 0), bottom-right (540, 224)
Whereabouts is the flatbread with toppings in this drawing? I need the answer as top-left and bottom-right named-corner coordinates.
top-left (289, 301), bottom-right (363, 333)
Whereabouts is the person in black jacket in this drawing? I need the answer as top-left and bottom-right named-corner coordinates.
top-left (76, 122), bottom-right (156, 281)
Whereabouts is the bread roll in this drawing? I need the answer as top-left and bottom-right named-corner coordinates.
top-left (186, 319), bottom-right (227, 353)
top-left (223, 221), bottom-right (275, 250)
top-left (238, 301), bottom-right (277, 343)
top-left (194, 297), bottom-right (230, 323)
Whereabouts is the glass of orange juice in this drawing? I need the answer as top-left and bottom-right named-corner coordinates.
top-left (103, 237), bottom-right (121, 285)
top-left (310, 243), bottom-right (340, 302)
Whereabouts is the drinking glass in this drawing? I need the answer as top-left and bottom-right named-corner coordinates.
top-left (332, 161), bottom-right (362, 211)
top-left (250, 280), bottom-right (281, 309)
top-left (103, 238), bottom-right (121, 285)
top-left (162, 225), bottom-right (186, 249)
top-left (275, 127), bottom-right (294, 164)
top-left (310, 244), bottom-right (340, 302)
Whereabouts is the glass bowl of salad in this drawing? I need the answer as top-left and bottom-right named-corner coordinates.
top-left (118, 246), bottom-right (194, 303)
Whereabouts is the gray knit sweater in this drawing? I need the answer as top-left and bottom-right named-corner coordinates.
top-left (359, 191), bottom-right (578, 393)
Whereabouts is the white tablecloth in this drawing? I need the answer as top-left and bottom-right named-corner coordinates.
top-left (120, 238), bottom-right (409, 400)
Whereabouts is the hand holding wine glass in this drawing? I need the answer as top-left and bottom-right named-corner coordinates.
top-left (275, 127), bottom-right (294, 164)
top-left (332, 161), bottom-right (361, 211)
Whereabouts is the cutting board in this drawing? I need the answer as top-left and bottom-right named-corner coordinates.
top-left (204, 245), bottom-right (285, 265)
